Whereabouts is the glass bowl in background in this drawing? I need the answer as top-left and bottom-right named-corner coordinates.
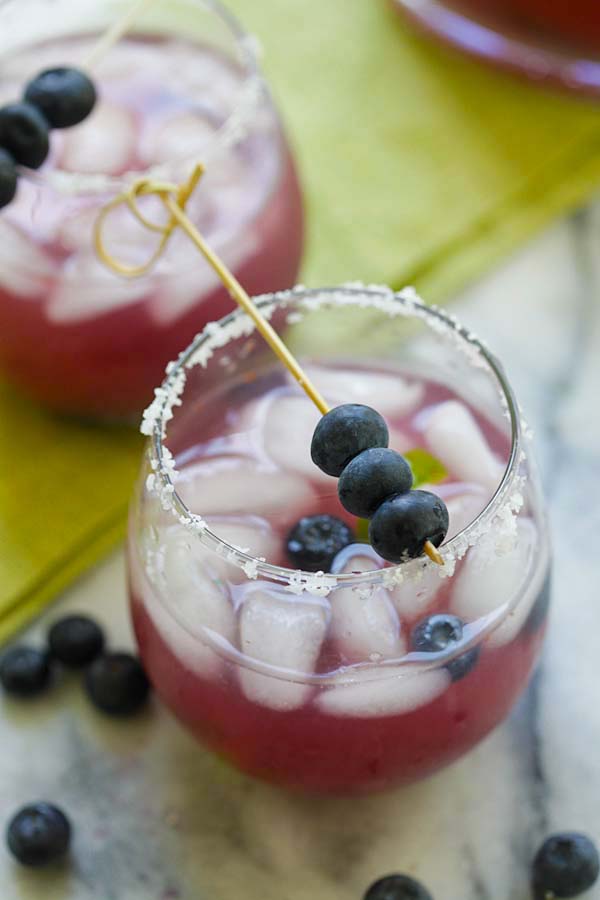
top-left (127, 284), bottom-right (551, 794)
top-left (393, 0), bottom-right (600, 96)
top-left (0, 0), bottom-right (303, 417)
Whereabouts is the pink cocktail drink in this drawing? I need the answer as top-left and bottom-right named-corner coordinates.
top-left (0, 2), bottom-right (303, 417)
top-left (127, 286), bottom-right (551, 794)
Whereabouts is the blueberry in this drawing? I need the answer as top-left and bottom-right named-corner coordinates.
top-left (286, 514), bottom-right (354, 571)
top-left (85, 652), bottom-right (150, 715)
top-left (6, 802), bottom-right (71, 867)
top-left (411, 614), bottom-right (479, 681)
top-left (369, 490), bottom-right (449, 563)
top-left (0, 148), bottom-right (17, 208)
top-left (532, 833), bottom-right (599, 898)
top-left (25, 67), bottom-right (96, 129)
top-left (311, 404), bottom-right (389, 477)
top-left (364, 873), bottom-right (433, 900)
top-left (48, 615), bottom-right (105, 668)
top-left (338, 447), bottom-right (413, 518)
top-left (0, 102), bottom-right (49, 169)
top-left (0, 646), bottom-right (51, 697)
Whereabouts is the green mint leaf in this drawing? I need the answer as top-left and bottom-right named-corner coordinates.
top-left (404, 448), bottom-right (447, 488)
top-left (355, 517), bottom-right (370, 542)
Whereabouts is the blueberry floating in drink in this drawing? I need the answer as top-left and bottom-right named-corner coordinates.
top-left (286, 514), bottom-right (354, 572)
top-left (411, 613), bottom-right (479, 681)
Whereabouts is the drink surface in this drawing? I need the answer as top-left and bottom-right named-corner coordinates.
top-left (0, 35), bottom-right (303, 415)
top-left (129, 360), bottom-right (550, 792)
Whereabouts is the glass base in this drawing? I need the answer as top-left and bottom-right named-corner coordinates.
top-left (394, 0), bottom-right (600, 96)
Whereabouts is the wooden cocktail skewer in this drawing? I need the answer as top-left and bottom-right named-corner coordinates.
top-left (94, 176), bottom-right (444, 569)
top-left (83, 0), bottom-right (157, 69)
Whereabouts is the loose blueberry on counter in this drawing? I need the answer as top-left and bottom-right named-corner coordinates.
top-left (411, 614), bottom-right (479, 681)
top-left (311, 404), bottom-right (389, 477)
top-left (286, 514), bottom-right (354, 572)
top-left (0, 148), bottom-right (17, 209)
top-left (338, 447), bottom-right (413, 518)
top-left (0, 102), bottom-right (50, 169)
top-left (48, 614), bottom-right (105, 668)
top-left (25, 67), bottom-right (97, 129)
top-left (364, 873), bottom-right (433, 900)
top-left (532, 833), bottom-right (599, 899)
top-left (6, 802), bottom-right (71, 867)
top-left (85, 652), bottom-right (150, 715)
top-left (0, 646), bottom-right (52, 697)
top-left (369, 490), bottom-right (449, 563)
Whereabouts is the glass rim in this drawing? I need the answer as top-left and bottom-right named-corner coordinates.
top-left (12, 0), bottom-right (264, 194)
top-left (147, 283), bottom-right (525, 592)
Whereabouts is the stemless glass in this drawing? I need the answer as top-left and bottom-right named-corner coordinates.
top-left (0, 0), bottom-right (303, 417)
top-left (127, 284), bottom-right (551, 794)
top-left (393, 0), bottom-right (600, 96)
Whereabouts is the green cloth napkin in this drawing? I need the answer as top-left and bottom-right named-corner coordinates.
top-left (3, 0), bottom-right (600, 640)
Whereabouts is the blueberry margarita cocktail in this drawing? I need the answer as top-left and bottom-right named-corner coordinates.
top-left (0, 0), bottom-right (303, 417)
top-left (127, 283), bottom-right (551, 794)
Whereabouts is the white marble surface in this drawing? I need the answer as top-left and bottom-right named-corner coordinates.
top-left (2, 213), bottom-right (600, 900)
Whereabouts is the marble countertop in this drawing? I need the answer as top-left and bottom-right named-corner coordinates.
top-left (2, 210), bottom-right (600, 900)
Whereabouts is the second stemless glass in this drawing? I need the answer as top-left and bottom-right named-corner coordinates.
top-left (127, 285), bottom-right (551, 795)
top-left (0, 0), bottom-right (303, 417)
top-left (393, 0), bottom-right (600, 95)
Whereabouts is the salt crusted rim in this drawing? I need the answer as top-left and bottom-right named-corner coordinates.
top-left (18, 0), bottom-right (265, 195)
top-left (141, 283), bottom-right (530, 600)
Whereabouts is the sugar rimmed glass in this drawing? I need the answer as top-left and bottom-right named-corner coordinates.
top-left (127, 284), bottom-right (551, 794)
top-left (0, 0), bottom-right (303, 416)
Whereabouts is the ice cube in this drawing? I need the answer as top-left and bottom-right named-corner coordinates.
top-left (304, 364), bottom-right (425, 417)
top-left (259, 394), bottom-right (337, 485)
top-left (139, 110), bottom-right (216, 167)
top-left (451, 518), bottom-right (543, 647)
top-left (175, 458), bottom-right (313, 526)
top-left (390, 564), bottom-right (443, 621)
top-left (423, 401), bottom-right (504, 493)
top-left (58, 201), bottom-right (159, 258)
top-left (330, 543), bottom-right (384, 574)
top-left (146, 524), bottom-right (236, 677)
top-left (0, 220), bottom-right (56, 298)
top-left (316, 664), bottom-right (449, 718)
top-left (388, 428), bottom-right (413, 454)
top-left (203, 516), bottom-right (279, 575)
top-left (150, 226), bottom-right (257, 326)
top-left (329, 551), bottom-right (405, 661)
top-left (60, 103), bottom-right (137, 175)
top-left (46, 252), bottom-right (151, 323)
top-left (238, 587), bottom-right (328, 710)
top-left (443, 483), bottom-right (488, 538)
top-left (250, 391), bottom-right (410, 486)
